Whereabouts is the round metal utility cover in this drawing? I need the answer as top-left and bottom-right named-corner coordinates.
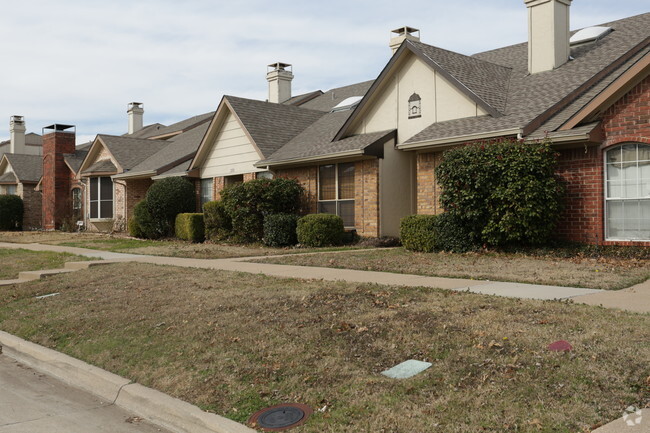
top-left (248, 403), bottom-right (313, 431)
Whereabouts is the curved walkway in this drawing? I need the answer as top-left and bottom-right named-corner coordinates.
top-left (2, 241), bottom-right (648, 312)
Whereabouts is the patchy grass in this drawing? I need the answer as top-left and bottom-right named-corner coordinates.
top-left (0, 231), bottom-right (364, 259)
top-left (0, 263), bottom-right (648, 432)
top-left (0, 248), bottom-right (91, 279)
top-left (253, 248), bottom-right (650, 290)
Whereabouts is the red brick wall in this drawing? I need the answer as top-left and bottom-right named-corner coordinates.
top-left (18, 183), bottom-right (42, 229)
top-left (42, 132), bottom-right (75, 230)
top-left (602, 76), bottom-right (650, 148)
top-left (556, 146), bottom-right (604, 244)
top-left (125, 178), bottom-right (153, 222)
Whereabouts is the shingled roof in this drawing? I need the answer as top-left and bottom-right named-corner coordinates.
top-left (94, 135), bottom-right (170, 172)
top-left (224, 96), bottom-right (325, 158)
top-left (2, 154), bottom-right (42, 183)
top-left (401, 12), bottom-right (650, 147)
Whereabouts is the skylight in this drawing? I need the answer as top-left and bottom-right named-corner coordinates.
top-left (570, 26), bottom-right (613, 46)
top-left (331, 96), bottom-right (363, 112)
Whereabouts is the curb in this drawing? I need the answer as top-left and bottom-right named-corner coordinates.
top-left (0, 331), bottom-right (256, 433)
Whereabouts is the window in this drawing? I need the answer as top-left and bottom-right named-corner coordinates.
top-left (256, 171), bottom-right (274, 180)
top-left (200, 178), bottom-right (213, 207)
top-left (225, 174), bottom-right (244, 187)
top-left (605, 143), bottom-right (650, 240)
top-left (1, 185), bottom-right (16, 195)
top-left (72, 188), bottom-right (82, 219)
top-left (89, 177), bottom-right (113, 219)
top-left (318, 162), bottom-right (355, 227)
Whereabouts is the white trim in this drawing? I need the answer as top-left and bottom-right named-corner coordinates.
top-left (89, 176), bottom-right (114, 220)
top-left (396, 128), bottom-right (522, 150)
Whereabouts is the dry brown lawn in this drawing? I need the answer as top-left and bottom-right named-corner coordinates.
top-left (254, 248), bottom-right (650, 290)
top-left (0, 248), bottom-right (90, 279)
top-left (0, 262), bottom-right (647, 432)
top-left (0, 231), bottom-right (358, 259)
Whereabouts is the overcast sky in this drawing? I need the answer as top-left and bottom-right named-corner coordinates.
top-left (0, 0), bottom-right (647, 145)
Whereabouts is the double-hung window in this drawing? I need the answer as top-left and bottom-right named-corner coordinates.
top-left (318, 162), bottom-right (355, 227)
top-left (72, 188), bottom-right (82, 219)
top-left (200, 178), bottom-right (213, 207)
top-left (89, 177), bottom-right (113, 219)
top-left (605, 143), bottom-right (650, 240)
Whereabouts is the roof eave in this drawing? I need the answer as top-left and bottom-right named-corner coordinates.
top-left (112, 170), bottom-right (157, 180)
top-left (397, 127), bottom-right (522, 150)
top-left (257, 149), bottom-right (366, 168)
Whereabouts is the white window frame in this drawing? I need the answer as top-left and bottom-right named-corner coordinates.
top-left (200, 178), bottom-right (213, 208)
top-left (89, 176), bottom-right (114, 220)
top-left (317, 163), bottom-right (355, 228)
top-left (604, 143), bottom-right (650, 241)
top-left (2, 184), bottom-right (17, 195)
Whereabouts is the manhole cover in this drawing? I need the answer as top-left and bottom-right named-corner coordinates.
top-left (248, 403), bottom-right (313, 431)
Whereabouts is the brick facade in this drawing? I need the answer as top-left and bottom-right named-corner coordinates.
top-left (18, 183), bottom-right (41, 229)
top-left (125, 178), bottom-right (152, 222)
top-left (416, 152), bottom-right (444, 215)
top-left (276, 160), bottom-right (380, 237)
top-left (42, 131), bottom-right (75, 230)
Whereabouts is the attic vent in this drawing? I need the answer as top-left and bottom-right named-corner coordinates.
top-left (331, 96), bottom-right (363, 113)
top-left (570, 26), bottom-right (613, 46)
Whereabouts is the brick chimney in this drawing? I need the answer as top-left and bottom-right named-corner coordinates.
top-left (9, 115), bottom-right (26, 154)
top-left (266, 63), bottom-right (293, 104)
top-left (127, 102), bottom-right (144, 134)
top-left (42, 124), bottom-right (75, 230)
top-left (390, 26), bottom-right (420, 54)
top-left (525, 0), bottom-right (572, 74)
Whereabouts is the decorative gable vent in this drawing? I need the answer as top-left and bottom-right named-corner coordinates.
top-left (408, 93), bottom-right (421, 119)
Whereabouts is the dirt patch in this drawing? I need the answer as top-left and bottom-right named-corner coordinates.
top-left (253, 248), bottom-right (650, 290)
top-left (0, 262), bottom-right (647, 432)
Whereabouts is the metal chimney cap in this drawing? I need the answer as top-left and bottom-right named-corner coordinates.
top-left (43, 124), bottom-right (75, 134)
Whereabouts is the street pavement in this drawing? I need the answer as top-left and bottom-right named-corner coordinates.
top-left (0, 355), bottom-right (171, 433)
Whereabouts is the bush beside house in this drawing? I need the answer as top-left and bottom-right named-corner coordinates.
top-left (0, 195), bottom-right (24, 230)
top-left (297, 214), bottom-right (344, 247)
top-left (220, 178), bottom-right (303, 242)
top-left (203, 200), bottom-right (232, 242)
top-left (175, 213), bottom-right (205, 243)
top-left (263, 213), bottom-right (299, 247)
top-left (435, 139), bottom-right (564, 248)
top-left (400, 215), bottom-right (438, 252)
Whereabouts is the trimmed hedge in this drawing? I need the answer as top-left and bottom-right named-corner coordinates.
top-left (434, 212), bottom-right (477, 253)
top-left (297, 214), bottom-right (344, 247)
top-left (0, 195), bottom-right (23, 230)
top-left (400, 215), bottom-right (438, 253)
top-left (203, 200), bottom-right (232, 241)
top-left (436, 139), bottom-right (564, 247)
top-left (145, 177), bottom-right (195, 238)
top-left (263, 213), bottom-right (298, 247)
top-left (175, 213), bottom-right (205, 243)
top-left (221, 178), bottom-right (303, 242)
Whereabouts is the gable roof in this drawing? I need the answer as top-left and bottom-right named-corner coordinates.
top-left (86, 135), bottom-right (170, 173)
top-left (82, 159), bottom-right (118, 174)
top-left (144, 112), bottom-right (214, 139)
top-left (298, 80), bottom-right (374, 112)
top-left (125, 123), bottom-right (166, 139)
top-left (1, 154), bottom-right (42, 183)
top-left (398, 12), bottom-right (650, 148)
top-left (0, 171), bottom-right (17, 184)
top-left (114, 122), bottom-right (209, 179)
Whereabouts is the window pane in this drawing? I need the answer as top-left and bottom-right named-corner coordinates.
top-left (100, 201), bottom-right (113, 219)
top-left (319, 165), bottom-right (336, 200)
top-left (90, 201), bottom-right (98, 219)
top-left (318, 201), bottom-right (336, 215)
top-left (622, 162), bottom-right (638, 198)
top-left (622, 144), bottom-right (637, 162)
top-left (72, 189), bottom-right (82, 210)
top-left (640, 200), bottom-right (650, 238)
top-left (338, 163), bottom-right (355, 200)
top-left (640, 161), bottom-right (650, 197)
top-left (90, 177), bottom-right (98, 201)
top-left (201, 178), bottom-right (213, 205)
top-left (100, 177), bottom-right (113, 200)
top-left (639, 145), bottom-right (650, 162)
top-left (256, 171), bottom-right (273, 180)
top-left (606, 147), bottom-right (621, 163)
top-left (338, 200), bottom-right (355, 227)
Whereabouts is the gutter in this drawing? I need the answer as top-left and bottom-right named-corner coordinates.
top-left (396, 128), bottom-right (522, 150)
top-left (112, 170), bottom-right (157, 180)
top-left (256, 149), bottom-right (365, 168)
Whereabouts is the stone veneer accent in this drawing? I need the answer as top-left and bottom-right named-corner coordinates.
top-left (416, 152), bottom-right (444, 215)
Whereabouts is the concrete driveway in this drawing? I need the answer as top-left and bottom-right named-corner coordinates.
top-left (0, 355), bottom-right (170, 433)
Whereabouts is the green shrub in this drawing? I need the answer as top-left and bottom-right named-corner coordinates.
top-left (203, 200), bottom-right (232, 241)
top-left (297, 214), bottom-right (344, 247)
top-left (434, 212), bottom-right (478, 253)
top-left (132, 199), bottom-right (159, 239)
top-left (400, 215), bottom-right (438, 252)
top-left (263, 213), bottom-right (298, 247)
top-left (435, 139), bottom-right (564, 247)
top-left (0, 195), bottom-right (23, 230)
top-left (221, 178), bottom-right (303, 242)
top-left (145, 177), bottom-right (195, 237)
top-left (175, 213), bottom-right (205, 243)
